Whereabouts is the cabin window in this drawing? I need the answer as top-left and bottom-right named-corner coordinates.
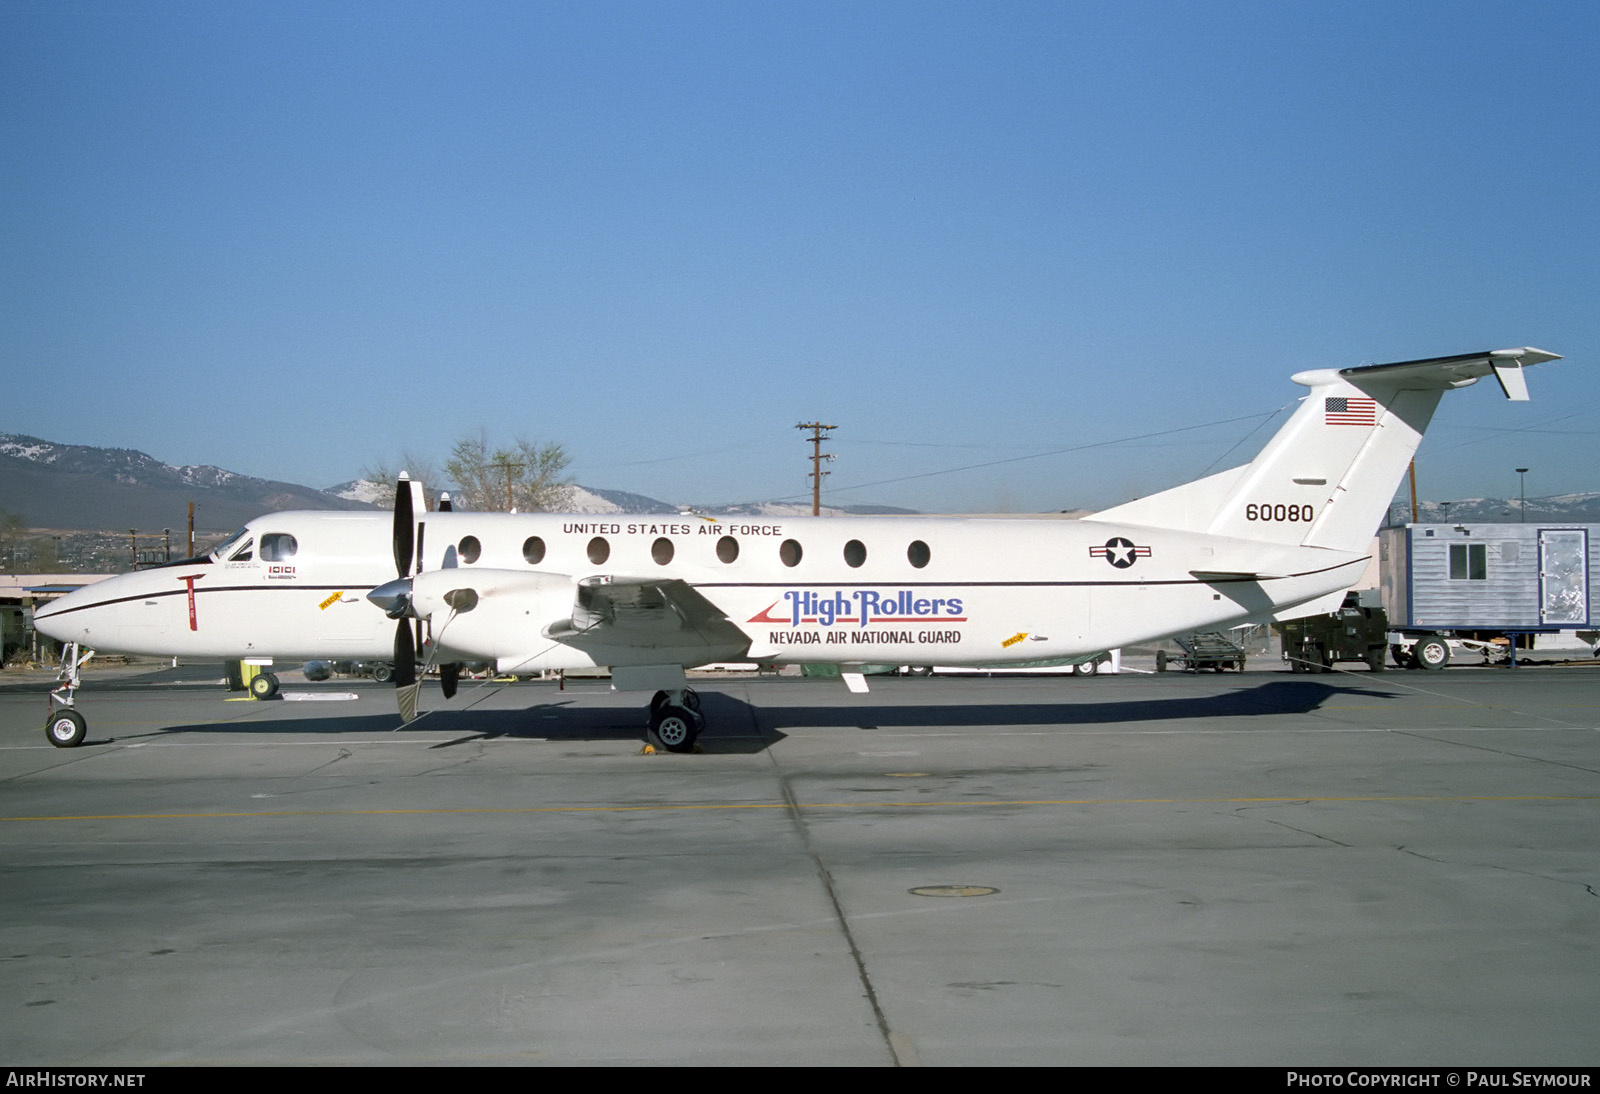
top-left (588, 537), bottom-right (610, 565)
top-left (652, 537), bottom-right (674, 565)
top-left (522, 536), bottom-right (546, 565)
top-left (459, 536), bottom-right (482, 564)
top-left (844, 539), bottom-right (866, 568)
top-left (908, 540), bottom-right (930, 568)
top-left (716, 535), bottom-right (739, 564)
top-left (779, 539), bottom-right (803, 567)
top-left (1449, 543), bottom-right (1486, 580)
top-left (259, 534), bottom-right (298, 562)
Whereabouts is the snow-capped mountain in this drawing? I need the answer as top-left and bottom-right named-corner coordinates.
top-left (0, 433), bottom-right (376, 532)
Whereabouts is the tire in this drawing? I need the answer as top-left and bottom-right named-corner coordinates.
top-left (1289, 655), bottom-right (1304, 673)
top-left (1072, 661), bottom-right (1097, 677)
top-left (1155, 651), bottom-right (1168, 672)
top-left (1367, 648), bottom-right (1387, 672)
top-left (371, 663), bottom-right (393, 684)
top-left (249, 672), bottom-right (279, 699)
top-left (1416, 637), bottom-right (1450, 671)
top-left (46, 709), bottom-right (86, 748)
top-left (650, 705), bottom-right (701, 753)
top-left (908, 665), bottom-right (934, 677)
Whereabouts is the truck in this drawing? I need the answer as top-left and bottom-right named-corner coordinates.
top-left (1279, 593), bottom-right (1389, 672)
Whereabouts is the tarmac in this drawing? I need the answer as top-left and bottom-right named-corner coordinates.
top-left (1, 657), bottom-right (1598, 1066)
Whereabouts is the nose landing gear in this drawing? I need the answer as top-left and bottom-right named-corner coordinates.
top-left (44, 642), bottom-right (95, 748)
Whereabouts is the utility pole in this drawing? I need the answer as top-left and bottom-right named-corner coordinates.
top-left (795, 423), bottom-right (836, 516)
top-left (1516, 467), bottom-right (1529, 523)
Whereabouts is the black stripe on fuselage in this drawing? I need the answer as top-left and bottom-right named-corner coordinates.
top-left (35, 558), bottom-right (1361, 621)
top-left (33, 584), bottom-right (379, 620)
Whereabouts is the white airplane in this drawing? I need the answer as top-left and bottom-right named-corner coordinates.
top-left (34, 347), bottom-right (1561, 751)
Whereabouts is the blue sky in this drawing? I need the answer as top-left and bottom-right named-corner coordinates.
top-left (3, 1), bottom-right (1596, 513)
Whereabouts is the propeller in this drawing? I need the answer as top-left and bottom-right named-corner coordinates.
top-left (390, 472), bottom-right (419, 690)
top-left (370, 472), bottom-right (465, 720)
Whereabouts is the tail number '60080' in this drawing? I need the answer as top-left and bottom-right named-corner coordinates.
top-left (1246, 503), bottom-right (1314, 522)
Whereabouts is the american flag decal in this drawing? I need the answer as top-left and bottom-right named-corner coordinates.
top-left (1325, 396), bottom-right (1378, 426)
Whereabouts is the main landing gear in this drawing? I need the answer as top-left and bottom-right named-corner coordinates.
top-left (647, 687), bottom-right (703, 753)
top-left (44, 642), bottom-right (94, 748)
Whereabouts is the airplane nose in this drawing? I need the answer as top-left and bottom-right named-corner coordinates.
top-left (33, 596), bottom-right (82, 643)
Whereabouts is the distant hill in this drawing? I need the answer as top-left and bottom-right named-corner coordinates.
top-left (1393, 493), bottom-right (1600, 525)
top-left (0, 433), bottom-right (921, 539)
top-left (0, 433), bottom-right (377, 533)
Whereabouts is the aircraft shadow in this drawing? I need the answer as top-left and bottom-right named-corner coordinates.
top-left (85, 678), bottom-right (1396, 753)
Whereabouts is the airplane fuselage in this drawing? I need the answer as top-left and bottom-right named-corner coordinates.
top-left (36, 508), bottom-right (1365, 671)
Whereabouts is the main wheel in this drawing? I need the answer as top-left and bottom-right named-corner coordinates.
top-left (1072, 661), bottom-right (1097, 676)
top-left (46, 709), bottom-right (86, 748)
top-left (1415, 637), bottom-right (1451, 671)
top-left (371, 663), bottom-right (394, 684)
top-left (249, 672), bottom-right (280, 699)
top-left (1155, 651), bottom-right (1168, 672)
top-left (650, 705), bottom-right (701, 753)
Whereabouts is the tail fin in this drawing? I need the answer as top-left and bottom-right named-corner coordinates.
top-left (1089, 348), bottom-right (1560, 553)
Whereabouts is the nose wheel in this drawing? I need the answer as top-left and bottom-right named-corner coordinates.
top-left (46, 709), bottom-right (87, 748)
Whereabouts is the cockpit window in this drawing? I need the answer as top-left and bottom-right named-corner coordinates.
top-left (211, 528), bottom-right (253, 562)
top-left (229, 539), bottom-right (254, 562)
top-left (260, 533), bottom-right (298, 562)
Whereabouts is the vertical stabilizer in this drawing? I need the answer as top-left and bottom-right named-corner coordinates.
top-left (1087, 348), bottom-right (1560, 554)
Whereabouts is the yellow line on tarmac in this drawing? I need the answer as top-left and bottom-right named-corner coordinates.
top-left (4, 793), bottom-right (1596, 824)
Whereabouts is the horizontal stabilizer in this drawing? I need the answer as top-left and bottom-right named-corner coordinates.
top-left (1336, 347), bottom-right (1559, 396)
top-left (1188, 569), bottom-right (1289, 582)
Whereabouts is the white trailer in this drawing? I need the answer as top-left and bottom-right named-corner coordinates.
top-left (1379, 523), bottom-right (1600, 668)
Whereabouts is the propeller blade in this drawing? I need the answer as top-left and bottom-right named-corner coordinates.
top-left (393, 618), bottom-right (417, 688)
top-left (440, 662), bottom-right (460, 699)
top-left (393, 472), bottom-right (414, 578)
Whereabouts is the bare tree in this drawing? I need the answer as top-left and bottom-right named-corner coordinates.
top-left (443, 434), bottom-right (573, 512)
top-left (363, 451), bottom-right (446, 509)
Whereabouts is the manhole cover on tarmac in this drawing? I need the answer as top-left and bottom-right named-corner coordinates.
top-left (909, 885), bottom-right (999, 898)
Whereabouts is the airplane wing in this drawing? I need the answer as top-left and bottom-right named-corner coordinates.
top-left (544, 576), bottom-right (753, 662)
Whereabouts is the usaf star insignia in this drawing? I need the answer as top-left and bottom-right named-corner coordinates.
top-left (1089, 537), bottom-right (1152, 569)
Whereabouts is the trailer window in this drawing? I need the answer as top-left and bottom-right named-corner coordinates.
top-left (1449, 543), bottom-right (1487, 580)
